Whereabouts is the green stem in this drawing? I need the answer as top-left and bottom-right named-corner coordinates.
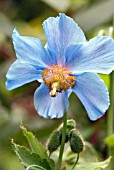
top-left (107, 72), bottom-right (114, 145)
top-left (57, 112), bottom-right (67, 170)
top-left (107, 71), bottom-right (114, 169)
top-left (71, 153), bottom-right (79, 170)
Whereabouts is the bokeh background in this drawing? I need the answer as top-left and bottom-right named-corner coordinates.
top-left (0, 0), bottom-right (114, 169)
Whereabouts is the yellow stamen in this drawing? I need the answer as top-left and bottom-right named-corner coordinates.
top-left (42, 64), bottom-right (76, 96)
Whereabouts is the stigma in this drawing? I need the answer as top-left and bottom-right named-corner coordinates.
top-left (42, 64), bottom-right (76, 97)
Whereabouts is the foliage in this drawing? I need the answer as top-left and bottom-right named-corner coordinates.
top-left (12, 126), bottom-right (111, 170)
top-left (12, 127), bottom-right (54, 170)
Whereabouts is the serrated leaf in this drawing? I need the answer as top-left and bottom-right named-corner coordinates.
top-left (72, 157), bottom-right (111, 170)
top-left (105, 134), bottom-right (114, 147)
top-left (12, 141), bottom-right (51, 170)
top-left (21, 126), bottom-right (46, 158)
top-left (21, 126), bottom-right (54, 169)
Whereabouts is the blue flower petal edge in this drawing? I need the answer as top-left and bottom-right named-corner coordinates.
top-left (72, 73), bottom-right (109, 120)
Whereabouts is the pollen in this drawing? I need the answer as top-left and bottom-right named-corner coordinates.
top-left (42, 64), bottom-right (76, 97)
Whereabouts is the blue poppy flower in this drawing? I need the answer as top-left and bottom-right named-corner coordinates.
top-left (6, 13), bottom-right (114, 120)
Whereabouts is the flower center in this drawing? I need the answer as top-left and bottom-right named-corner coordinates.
top-left (42, 64), bottom-right (76, 97)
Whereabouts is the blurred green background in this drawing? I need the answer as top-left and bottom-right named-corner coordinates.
top-left (0, 0), bottom-right (114, 169)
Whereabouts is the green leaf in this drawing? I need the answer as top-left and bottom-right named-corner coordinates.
top-left (12, 141), bottom-right (51, 170)
top-left (105, 134), bottom-right (114, 147)
top-left (21, 126), bottom-right (54, 169)
top-left (72, 157), bottom-right (111, 170)
top-left (21, 126), bottom-right (46, 158)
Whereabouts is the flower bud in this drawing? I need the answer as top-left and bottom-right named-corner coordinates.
top-left (47, 130), bottom-right (61, 154)
top-left (69, 129), bottom-right (84, 153)
top-left (59, 119), bottom-right (76, 131)
top-left (59, 119), bottom-right (76, 143)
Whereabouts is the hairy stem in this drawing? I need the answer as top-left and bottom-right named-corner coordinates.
top-left (71, 153), bottom-right (79, 170)
top-left (57, 112), bottom-right (67, 170)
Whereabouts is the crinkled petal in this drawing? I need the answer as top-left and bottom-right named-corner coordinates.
top-left (6, 60), bottom-right (42, 90)
top-left (12, 28), bottom-right (53, 68)
top-left (66, 36), bottom-right (114, 74)
top-left (72, 72), bottom-right (109, 121)
top-left (43, 13), bottom-right (86, 65)
top-left (34, 83), bottom-right (69, 119)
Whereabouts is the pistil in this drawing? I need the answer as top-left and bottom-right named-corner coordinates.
top-left (50, 81), bottom-right (60, 97)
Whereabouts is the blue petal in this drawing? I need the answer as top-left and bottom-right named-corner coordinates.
top-left (43, 13), bottom-right (86, 65)
top-left (34, 83), bottom-right (69, 119)
top-left (72, 73), bottom-right (109, 121)
top-left (6, 60), bottom-right (42, 90)
top-left (12, 28), bottom-right (53, 68)
top-left (66, 36), bottom-right (114, 74)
